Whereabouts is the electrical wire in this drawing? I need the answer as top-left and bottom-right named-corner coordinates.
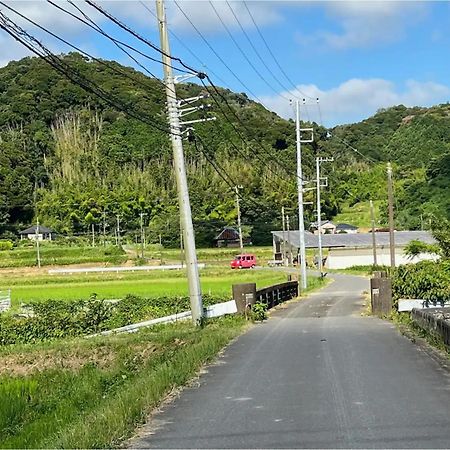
top-left (209, 1), bottom-right (289, 101)
top-left (242, 0), bottom-right (315, 101)
top-left (0, 12), bottom-right (174, 136)
top-left (225, 0), bottom-right (293, 99)
top-left (173, 0), bottom-right (265, 105)
top-left (0, 2), bottom-right (174, 102)
top-left (138, 0), bottom-right (230, 89)
top-left (84, 0), bottom-right (200, 75)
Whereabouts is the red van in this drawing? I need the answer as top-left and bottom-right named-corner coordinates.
top-left (230, 254), bottom-right (256, 269)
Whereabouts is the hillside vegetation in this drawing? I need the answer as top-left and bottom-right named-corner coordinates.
top-left (0, 54), bottom-right (448, 245)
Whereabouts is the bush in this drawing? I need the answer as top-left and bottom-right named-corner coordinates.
top-left (250, 302), bottom-right (268, 322)
top-left (393, 260), bottom-right (450, 308)
top-left (0, 240), bottom-right (13, 251)
top-left (0, 294), bottom-right (226, 345)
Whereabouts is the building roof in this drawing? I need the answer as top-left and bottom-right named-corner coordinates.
top-left (336, 223), bottom-right (358, 231)
top-left (19, 225), bottom-right (53, 235)
top-left (215, 227), bottom-right (240, 241)
top-left (272, 230), bottom-right (435, 249)
top-left (309, 220), bottom-right (335, 229)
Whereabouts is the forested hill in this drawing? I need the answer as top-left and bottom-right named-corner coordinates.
top-left (0, 54), bottom-right (448, 245)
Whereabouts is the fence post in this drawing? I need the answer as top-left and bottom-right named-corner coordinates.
top-left (371, 276), bottom-right (392, 316)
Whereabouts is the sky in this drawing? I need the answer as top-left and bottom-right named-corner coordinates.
top-left (0, 0), bottom-right (449, 126)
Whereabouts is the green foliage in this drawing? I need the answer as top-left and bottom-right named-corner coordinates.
top-left (0, 240), bottom-right (13, 251)
top-left (250, 302), bottom-right (268, 322)
top-left (403, 240), bottom-right (440, 259)
top-left (0, 294), bottom-right (225, 345)
top-left (392, 260), bottom-right (450, 307)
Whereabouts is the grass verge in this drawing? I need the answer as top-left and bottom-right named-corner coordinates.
top-left (0, 316), bottom-right (246, 449)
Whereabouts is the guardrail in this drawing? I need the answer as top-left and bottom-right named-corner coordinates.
top-left (256, 281), bottom-right (298, 309)
top-left (411, 308), bottom-right (450, 348)
top-left (49, 264), bottom-right (205, 275)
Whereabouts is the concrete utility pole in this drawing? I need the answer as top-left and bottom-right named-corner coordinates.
top-left (315, 157), bottom-right (333, 276)
top-left (235, 185), bottom-right (244, 252)
top-left (116, 215), bottom-right (121, 247)
top-left (156, 0), bottom-right (203, 324)
top-left (281, 206), bottom-right (287, 266)
top-left (140, 212), bottom-right (147, 259)
top-left (102, 210), bottom-right (107, 247)
top-left (294, 100), bottom-right (308, 290)
top-left (91, 223), bottom-right (95, 247)
top-left (370, 199), bottom-right (378, 266)
top-left (286, 214), bottom-right (293, 266)
top-left (387, 163), bottom-right (395, 269)
top-left (35, 217), bottom-right (41, 268)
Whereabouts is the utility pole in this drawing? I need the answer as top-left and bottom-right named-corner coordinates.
top-left (315, 156), bottom-right (333, 276)
top-left (102, 210), bottom-right (107, 247)
top-left (35, 217), bottom-right (41, 268)
top-left (140, 212), bottom-right (147, 259)
top-left (235, 185), bottom-right (243, 252)
top-left (370, 199), bottom-right (378, 266)
top-left (91, 223), bottom-right (95, 247)
top-left (387, 162), bottom-right (395, 269)
top-left (281, 206), bottom-right (287, 266)
top-left (116, 215), bottom-right (121, 247)
top-left (286, 214), bottom-right (292, 266)
top-left (156, 0), bottom-right (203, 324)
top-left (294, 99), bottom-right (310, 290)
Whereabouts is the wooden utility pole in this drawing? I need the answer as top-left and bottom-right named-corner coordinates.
top-left (387, 163), bottom-right (395, 269)
top-left (370, 199), bottom-right (377, 266)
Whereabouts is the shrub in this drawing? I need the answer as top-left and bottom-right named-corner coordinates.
top-left (392, 260), bottom-right (450, 308)
top-left (250, 302), bottom-right (268, 322)
top-left (0, 240), bottom-right (13, 251)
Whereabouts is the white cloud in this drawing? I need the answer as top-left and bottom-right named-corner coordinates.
top-left (298, 1), bottom-right (428, 50)
top-left (261, 78), bottom-right (450, 126)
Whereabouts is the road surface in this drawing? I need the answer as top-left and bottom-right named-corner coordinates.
top-left (131, 274), bottom-right (450, 448)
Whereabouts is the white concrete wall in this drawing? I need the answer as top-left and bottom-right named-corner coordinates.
top-left (326, 248), bottom-right (437, 269)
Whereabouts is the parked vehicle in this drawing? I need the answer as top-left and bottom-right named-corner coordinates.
top-left (230, 253), bottom-right (256, 269)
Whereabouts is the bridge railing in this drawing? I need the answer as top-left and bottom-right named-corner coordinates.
top-left (256, 281), bottom-right (298, 309)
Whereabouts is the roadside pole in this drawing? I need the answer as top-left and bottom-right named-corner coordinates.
top-left (235, 185), bottom-right (243, 252)
top-left (370, 199), bottom-right (378, 266)
top-left (35, 217), bottom-right (41, 268)
top-left (387, 163), bottom-right (395, 270)
top-left (156, 0), bottom-right (203, 324)
top-left (286, 214), bottom-right (292, 266)
top-left (281, 206), bottom-right (287, 266)
top-left (294, 100), bottom-right (307, 290)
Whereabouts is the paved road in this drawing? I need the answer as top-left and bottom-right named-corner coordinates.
top-left (132, 274), bottom-right (450, 448)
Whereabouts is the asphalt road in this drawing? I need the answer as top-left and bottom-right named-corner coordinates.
top-left (131, 274), bottom-right (450, 449)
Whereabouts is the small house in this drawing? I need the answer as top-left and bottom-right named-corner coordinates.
top-left (214, 227), bottom-right (249, 248)
top-left (19, 225), bottom-right (55, 241)
top-left (336, 223), bottom-right (358, 234)
top-left (309, 220), bottom-right (336, 235)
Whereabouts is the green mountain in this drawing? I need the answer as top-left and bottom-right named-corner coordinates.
top-left (0, 54), bottom-right (448, 245)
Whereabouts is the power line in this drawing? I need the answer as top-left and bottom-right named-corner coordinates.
top-left (0, 12), bottom-right (173, 136)
top-left (209, 1), bottom-right (289, 101)
top-left (242, 0), bottom-right (315, 101)
top-left (225, 1), bottom-right (293, 99)
top-left (1, 1), bottom-right (172, 101)
top-left (173, 0), bottom-right (265, 105)
top-left (84, 0), bottom-right (200, 75)
top-left (202, 75), bottom-right (307, 184)
top-left (138, 0), bottom-right (230, 89)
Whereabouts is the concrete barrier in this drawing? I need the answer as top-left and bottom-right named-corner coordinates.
top-left (411, 308), bottom-right (450, 348)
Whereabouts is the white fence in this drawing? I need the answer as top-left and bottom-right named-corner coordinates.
top-left (0, 289), bottom-right (11, 312)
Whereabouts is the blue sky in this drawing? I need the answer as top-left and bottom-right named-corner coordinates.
top-left (1, 1), bottom-right (449, 126)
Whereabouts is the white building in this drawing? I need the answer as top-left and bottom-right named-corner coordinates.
top-left (271, 230), bottom-right (437, 269)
